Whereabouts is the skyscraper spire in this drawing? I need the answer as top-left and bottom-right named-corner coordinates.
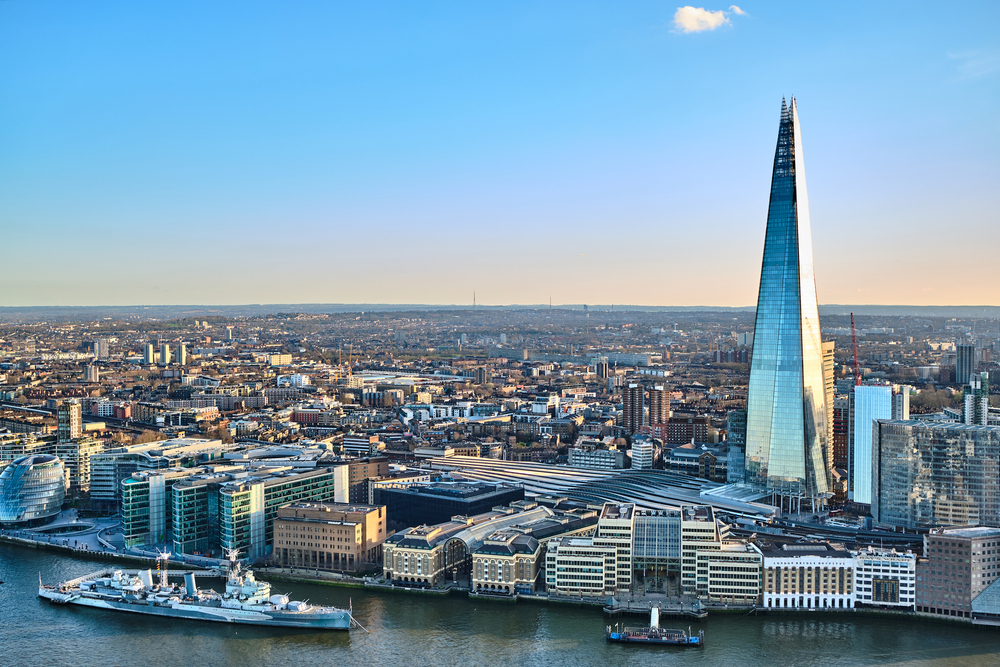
top-left (744, 98), bottom-right (830, 510)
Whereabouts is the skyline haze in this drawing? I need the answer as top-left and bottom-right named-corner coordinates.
top-left (2, 2), bottom-right (998, 307)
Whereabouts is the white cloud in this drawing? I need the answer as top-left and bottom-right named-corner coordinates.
top-left (949, 50), bottom-right (1000, 80)
top-left (673, 6), bottom-right (745, 33)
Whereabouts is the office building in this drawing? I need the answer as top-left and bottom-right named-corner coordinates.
top-left (965, 372), bottom-right (990, 426)
top-left (630, 437), bottom-right (655, 470)
top-left (124, 463), bottom-right (350, 558)
top-left (56, 400), bottom-right (82, 443)
top-left (567, 437), bottom-right (626, 470)
top-left (822, 341), bottom-right (835, 474)
top-left (593, 503), bottom-right (635, 592)
top-left (956, 344), bottom-right (977, 386)
top-left (544, 502), bottom-right (636, 596)
top-left (681, 505), bottom-right (727, 595)
top-left (622, 384), bottom-right (644, 434)
top-left (726, 410), bottom-right (747, 484)
top-left (632, 509), bottom-right (682, 588)
top-left (852, 384), bottom-right (892, 505)
top-left (871, 421), bottom-right (1000, 530)
top-left (745, 98), bottom-right (830, 510)
top-left (220, 466), bottom-right (349, 559)
top-left (89, 438), bottom-right (231, 511)
top-left (383, 503), bottom-right (572, 587)
top-left (697, 541), bottom-right (762, 604)
top-left (545, 536), bottom-right (612, 598)
top-left (55, 437), bottom-right (103, 494)
top-left (472, 531), bottom-right (542, 595)
top-left (916, 526), bottom-right (1000, 619)
top-left (832, 396), bottom-right (850, 470)
top-left (853, 548), bottom-right (916, 609)
top-left (0, 454), bottom-right (66, 527)
top-left (373, 481), bottom-right (524, 529)
top-left (472, 505), bottom-right (597, 596)
top-left (273, 502), bottom-right (388, 572)
top-left (759, 540), bottom-right (855, 609)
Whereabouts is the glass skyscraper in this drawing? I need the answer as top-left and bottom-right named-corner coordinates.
top-left (872, 421), bottom-right (1000, 530)
top-left (852, 384), bottom-right (892, 505)
top-left (745, 98), bottom-right (830, 507)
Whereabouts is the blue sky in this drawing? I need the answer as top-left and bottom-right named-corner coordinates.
top-left (2, 2), bottom-right (997, 307)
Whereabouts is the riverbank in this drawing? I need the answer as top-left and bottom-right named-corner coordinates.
top-left (4, 540), bottom-right (997, 632)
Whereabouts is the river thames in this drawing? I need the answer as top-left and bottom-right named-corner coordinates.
top-left (2, 544), bottom-right (999, 667)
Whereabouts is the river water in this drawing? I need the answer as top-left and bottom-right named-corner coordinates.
top-left (2, 543), bottom-right (999, 667)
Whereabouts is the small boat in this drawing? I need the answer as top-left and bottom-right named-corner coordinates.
top-left (606, 605), bottom-right (704, 646)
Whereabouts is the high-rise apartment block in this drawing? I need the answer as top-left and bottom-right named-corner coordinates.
top-left (159, 342), bottom-right (171, 367)
top-left (744, 98), bottom-right (830, 508)
top-left (144, 343), bottom-right (155, 365)
top-left (176, 342), bottom-right (187, 366)
top-left (56, 400), bottom-right (82, 443)
top-left (956, 344), bottom-right (977, 386)
top-left (647, 385), bottom-right (670, 426)
top-left (622, 384), bottom-right (644, 434)
top-left (965, 372), bottom-right (990, 426)
top-left (832, 395), bottom-right (850, 470)
top-left (892, 387), bottom-right (911, 421)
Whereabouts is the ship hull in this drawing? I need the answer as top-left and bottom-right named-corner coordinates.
top-left (39, 589), bottom-right (352, 629)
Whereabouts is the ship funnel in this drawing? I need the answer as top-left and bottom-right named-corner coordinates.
top-left (138, 570), bottom-right (153, 589)
top-left (650, 605), bottom-right (660, 629)
top-left (184, 572), bottom-right (198, 596)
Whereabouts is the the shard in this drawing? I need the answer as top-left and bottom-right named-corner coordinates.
top-left (744, 98), bottom-right (830, 509)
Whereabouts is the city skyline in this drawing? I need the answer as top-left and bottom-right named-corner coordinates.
top-left (2, 2), bottom-right (998, 307)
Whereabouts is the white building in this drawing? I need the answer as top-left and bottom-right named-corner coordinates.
top-left (853, 547), bottom-right (916, 609)
top-left (759, 541), bottom-right (855, 610)
top-left (630, 438), bottom-right (655, 469)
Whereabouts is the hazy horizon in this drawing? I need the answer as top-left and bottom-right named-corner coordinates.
top-left (2, 2), bottom-right (998, 307)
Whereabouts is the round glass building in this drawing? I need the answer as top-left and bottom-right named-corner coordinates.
top-left (0, 454), bottom-right (66, 527)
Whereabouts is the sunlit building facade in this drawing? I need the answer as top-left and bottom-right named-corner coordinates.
top-left (745, 98), bottom-right (830, 510)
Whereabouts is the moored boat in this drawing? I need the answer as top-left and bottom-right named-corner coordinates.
top-left (38, 550), bottom-right (358, 630)
top-left (606, 605), bottom-right (704, 646)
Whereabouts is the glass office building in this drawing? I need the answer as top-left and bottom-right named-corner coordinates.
top-left (0, 454), bottom-right (66, 527)
top-left (852, 385), bottom-right (892, 505)
top-left (872, 421), bottom-right (1000, 529)
top-left (745, 98), bottom-right (830, 508)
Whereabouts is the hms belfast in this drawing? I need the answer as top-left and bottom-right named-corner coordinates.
top-left (39, 551), bottom-right (356, 630)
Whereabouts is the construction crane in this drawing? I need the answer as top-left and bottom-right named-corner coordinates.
top-left (851, 312), bottom-right (861, 386)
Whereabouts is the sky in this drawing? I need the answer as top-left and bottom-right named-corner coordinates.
top-left (1, 1), bottom-right (998, 308)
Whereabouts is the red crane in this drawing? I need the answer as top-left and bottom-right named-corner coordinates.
top-left (851, 312), bottom-right (861, 386)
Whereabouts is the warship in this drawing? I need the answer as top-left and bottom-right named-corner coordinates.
top-left (39, 550), bottom-right (357, 629)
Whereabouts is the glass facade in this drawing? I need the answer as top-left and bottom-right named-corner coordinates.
top-left (872, 421), bottom-right (1000, 530)
top-left (851, 385), bottom-right (892, 504)
top-left (0, 454), bottom-right (66, 526)
top-left (745, 98), bottom-right (830, 501)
